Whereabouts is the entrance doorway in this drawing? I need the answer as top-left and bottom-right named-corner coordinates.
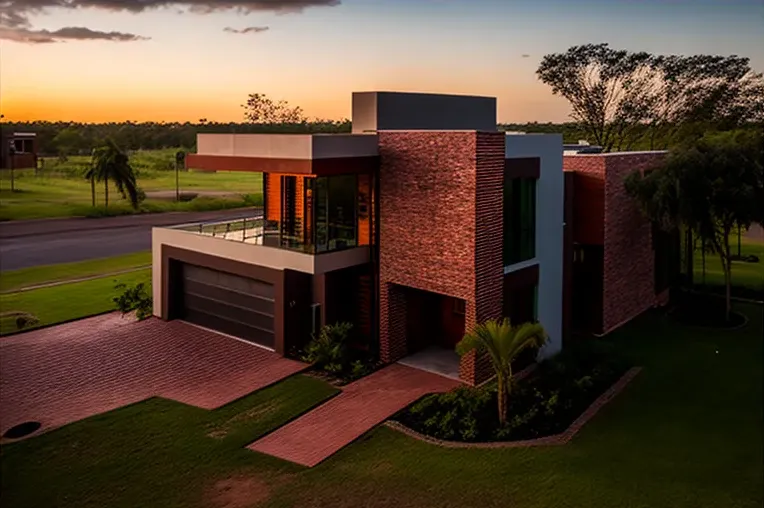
top-left (395, 285), bottom-right (465, 381)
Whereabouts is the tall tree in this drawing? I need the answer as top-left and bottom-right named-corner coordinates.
top-left (647, 54), bottom-right (764, 149)
top-left (90, 139), bottom-right (139, 209)
top-left (537, 44), bottom-right (764, 152)
top-left (624, 130), bottom-right (764, 320)
top-left (536, 43), bottom-right (655, 152)
top-left (456, 318), bottom-right (547, 426)
top-left (241, 93), bottom-right (306, 124)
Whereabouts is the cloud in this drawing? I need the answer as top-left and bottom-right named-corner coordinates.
top-left (521, 54), bottom-right (531, 58)
top-left (1, 0), bottom-right (341, 23)
top-left (223, 25), bottom-right (269, 34)
top-left (0, 25), bottom-right (149, 43)
top-left (0, 1), bottom-right (339, 42)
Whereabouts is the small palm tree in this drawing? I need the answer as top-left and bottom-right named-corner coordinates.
top-left (90, 139), bottom-right (139, 209)
top-left (456, 318), bottom-right (547, 426)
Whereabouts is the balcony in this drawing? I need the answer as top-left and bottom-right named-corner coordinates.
top-left (160, 214), bottom-right (370, 275)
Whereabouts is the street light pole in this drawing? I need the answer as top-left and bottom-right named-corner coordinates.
top-left (175, 150), bottom-right (185, 202)
top-left (8, 141), bottom-right (16, 193)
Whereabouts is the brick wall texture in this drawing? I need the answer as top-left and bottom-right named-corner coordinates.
top-left (564, 152), bottom-right (668, 334)
top-left (378, 131), bottom-right (505, 385)
top-left (602, 152), bottom-right (667, 333)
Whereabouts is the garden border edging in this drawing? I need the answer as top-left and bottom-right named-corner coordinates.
top-left (385, 366), bottom-right (642, 448)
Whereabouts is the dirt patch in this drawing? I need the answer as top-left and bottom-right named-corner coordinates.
top-left (207, 401), bottom-right (280, 439)
top-left (206, 475), bottom-right (271, 508)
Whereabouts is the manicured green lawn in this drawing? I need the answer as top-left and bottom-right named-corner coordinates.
top-left (0, 251), bottom-right (151, 293)
top-left (2, 303), bottom-right (761, 507)
top-left (0, 269), bottom-right (151, 335)
top-left (694, 237), bottom-right (764, 294)
top-left (0, 150), bottom-right (263, 220)
top-left (0, 376), bottom-right (339, 508)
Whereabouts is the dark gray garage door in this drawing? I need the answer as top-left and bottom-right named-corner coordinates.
top-left (180, 263), bottom-right (275, 349)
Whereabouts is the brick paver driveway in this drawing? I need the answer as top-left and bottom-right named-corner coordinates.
top-left (0, 314), bottom-right (305, 438)
top-left (249, 364), bottom-right (459, 467)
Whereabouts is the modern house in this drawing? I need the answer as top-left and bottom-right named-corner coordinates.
top-left (151, 91), bottom-right (672, 385)
top-left (0, 132), bottom-right (38, 170)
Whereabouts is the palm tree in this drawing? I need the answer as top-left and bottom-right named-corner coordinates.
top-left (89, 139), bottom-right (139, 209)
top-left (84, 148), bottom-right (98, 207)
top-left (456, 318), bottom-right (547, 426)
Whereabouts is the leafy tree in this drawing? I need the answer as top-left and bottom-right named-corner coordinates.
top-left (241, 93), bottom-right (306, 124)
top-left (537, 43), bottom-right (655, 152)
top-left (456, 318), bottom-right (547, 426)
top-left (647, 54), bottom-right (764, 149)
top-left (52, 127), bottom-right (85, 157)
top-left (624, 130), bottom-right (764, 320)
top-left (89, 139), bottom-right (139, 209)
top-left (537, 44), bottom-right (764, 152)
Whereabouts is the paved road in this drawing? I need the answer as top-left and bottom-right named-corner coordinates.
top-left (0, 208), bottom-right (262, 271)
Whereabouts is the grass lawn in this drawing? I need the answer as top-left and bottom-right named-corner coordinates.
top-left (694, 237), bottom-right (764, 293)
top-left (0, 150), bottom-right (263, 221)
top-left (0, 251), bottom-right (151, 293)
top-left (0, 269), bottom-right (151, 335)
top-left (1, 303), bottom-right (761, 507)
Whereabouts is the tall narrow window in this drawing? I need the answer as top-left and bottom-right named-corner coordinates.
top-left (504, 178), bottom-right (536, 265)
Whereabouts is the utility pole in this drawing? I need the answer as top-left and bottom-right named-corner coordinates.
top-left (8, 141), bottom-right (15, 192)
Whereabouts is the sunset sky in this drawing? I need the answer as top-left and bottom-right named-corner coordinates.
top-left (1, 0), bottom-right (763, 124)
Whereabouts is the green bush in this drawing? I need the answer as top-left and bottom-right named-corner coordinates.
top-left (397, 339), bottom-right (631, 442)
top-left (113, 282), bottom-right (152, 320)
top-left (301, 322), bottom-right (376, 382)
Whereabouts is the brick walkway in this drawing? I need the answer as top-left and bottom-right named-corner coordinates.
top-left (0, 314), bottom-right (305, 438)
top-left (248, 364), bottom-right (460, 467)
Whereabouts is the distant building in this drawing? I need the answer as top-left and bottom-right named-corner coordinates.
top-left (1, 132), bottom-right (38, 170)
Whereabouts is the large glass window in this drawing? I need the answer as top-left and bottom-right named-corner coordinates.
top-left (264, 173), bottom-right (359, 254)
top-left (504, 178), bottom-right (536, 265)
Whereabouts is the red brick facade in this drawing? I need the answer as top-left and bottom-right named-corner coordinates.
top-left (378, 131), bottom-right (505, 385)
top-left (602, 152), bottom-right (667, 333)
top-left (564, 152), bottom-right (668, 335)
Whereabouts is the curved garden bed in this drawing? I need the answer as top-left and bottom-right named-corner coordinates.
top-left (392, 340), bottom-right (635, 444)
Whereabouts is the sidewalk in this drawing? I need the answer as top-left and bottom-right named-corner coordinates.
top-left (0, 207), bottom-right (263, 239)
top-left (248, 364), bottom-right (459, 467)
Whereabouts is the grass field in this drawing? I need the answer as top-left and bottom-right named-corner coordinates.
top-left (693, 237), bottom-right (764, 293)
top-left (1, 302), bottom-right (761, 508)
top-left (0, 268), bottom-right (151, 335)
top-left (0, 251), bottom-right (151, 293)
top-left (0, 149), bottom-right (263, 221)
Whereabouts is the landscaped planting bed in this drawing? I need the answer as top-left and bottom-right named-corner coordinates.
top-left (395, 340), bottom-right (632, 443)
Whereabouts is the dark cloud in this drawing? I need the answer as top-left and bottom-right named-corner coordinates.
top-left (0, 25), bottom-right (149, 43)
top-left (1, 1), bottom-right (336, 43)
top-left (1, 0), bottom-right (341, 22)
top-left (223, 25), bottom-right (269, 34)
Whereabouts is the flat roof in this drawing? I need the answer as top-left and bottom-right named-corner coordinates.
top-left (195, 133), bottom-right (378, 160)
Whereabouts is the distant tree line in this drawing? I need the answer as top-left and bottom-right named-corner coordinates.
top-left (9, 118), bottom-right (742, 158)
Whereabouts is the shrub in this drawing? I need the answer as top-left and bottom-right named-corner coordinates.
top-left (397, 339), bottom-right (631, 442)
top-left (301, 322), bottom-right (376, 382)
top-left (301, 322), bottom-right (354, 371)
top-left (113, 282), bottom-right (153, 320)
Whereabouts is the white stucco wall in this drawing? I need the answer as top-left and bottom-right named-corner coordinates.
top-left (505, 133), bottom-right (565, 359)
